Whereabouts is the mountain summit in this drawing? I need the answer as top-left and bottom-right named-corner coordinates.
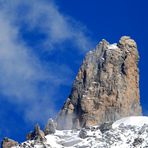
top-left (56, 36), bottom-right (142, 129)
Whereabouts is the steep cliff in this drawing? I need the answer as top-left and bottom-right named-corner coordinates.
top-left (56, 36), bottom-right (142, 129)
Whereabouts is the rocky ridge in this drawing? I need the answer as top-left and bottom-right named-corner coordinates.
top-left (56, 36), bottom-right (142, 129)
top-left (1, 138), bottom-right (18, 148)
top-left (5, 116), bottom-right (148, 148)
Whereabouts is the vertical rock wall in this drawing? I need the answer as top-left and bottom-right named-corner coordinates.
top-left (56, 36), bottom-right (142, 129)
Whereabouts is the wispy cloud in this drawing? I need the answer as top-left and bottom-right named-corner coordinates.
top-left (0, 0), bottom-right (93, 51)
top-left (0, 0), bottom-right (93, 124)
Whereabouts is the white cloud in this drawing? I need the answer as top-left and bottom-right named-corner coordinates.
top-left (0, 0), bottom-right (93, 51)
top-left (0, 10), bottom-right (73, 122)
top-left (0, 0), bottom-right (93, 124)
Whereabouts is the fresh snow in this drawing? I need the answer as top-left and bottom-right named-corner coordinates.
top-left (46, 135), bottom-right (62, 148)
top-left (13, 116), bottom-right (148, 148)
top-left (107, 43), bottom-right (118, 49)
top-left (112, 116), bottom-right (148, 129)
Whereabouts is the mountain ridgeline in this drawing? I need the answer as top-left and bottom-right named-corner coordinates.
top-left (56, 36), bottom-right (142, 129)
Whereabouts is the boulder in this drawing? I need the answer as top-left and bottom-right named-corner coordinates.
top-left (99, 122), bottom-right (113, 133)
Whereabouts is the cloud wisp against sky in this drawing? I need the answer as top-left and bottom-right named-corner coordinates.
top-left (0, 0), bottom-right (93, 51)
top-left (0, 0), bottom-right (93, 124)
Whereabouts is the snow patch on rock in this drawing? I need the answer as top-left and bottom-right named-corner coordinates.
top-left (107, 43), bottom-right (118, 49)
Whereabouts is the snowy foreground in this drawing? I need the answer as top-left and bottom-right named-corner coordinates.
top-left (13, 116), bottom-right (148, 148)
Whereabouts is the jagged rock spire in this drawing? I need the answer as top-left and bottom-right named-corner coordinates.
top-left (56, 36), bottom-right (142, 130)
top-left (26, 123), bottom-right (45, 141)
top-left (44, 118), bottom-right (56, 135)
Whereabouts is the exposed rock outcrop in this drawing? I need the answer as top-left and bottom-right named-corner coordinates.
top-left (79, 129), bottom-right (87, 139)
top-left (26, 124), bottom-right (45, 141)
top-left (56, 36), bottom-right (142, 129)
top-left (99, 122), bottom-right (113, 133)
top-left (1, 137), bottom-right (18, 148)
top-left (44, 118), bottom-right (56, 135)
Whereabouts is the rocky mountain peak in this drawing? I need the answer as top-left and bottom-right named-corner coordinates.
top-left (56, 36), bottom-right (142, 130)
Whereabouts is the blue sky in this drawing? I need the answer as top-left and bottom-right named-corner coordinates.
top-left (0, 0), bottom-right (148, 142)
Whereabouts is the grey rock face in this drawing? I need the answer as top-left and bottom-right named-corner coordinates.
top-left (1, 137), bottom-right (18, 148)
top-left (56, 36), bottom-right (142, 129)
top-left (133, 138), bottom-right (144, 147)
top-left (44, 118), bottom-right (56, 135)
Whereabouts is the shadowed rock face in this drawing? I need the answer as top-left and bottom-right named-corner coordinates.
top-left (56, 36), bottom-right (142, 130)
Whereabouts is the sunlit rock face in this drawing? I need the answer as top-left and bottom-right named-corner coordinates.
top-left (56, 36), bottom-right (142, 130)
top-left (1, 138), bottom-right (18, 148)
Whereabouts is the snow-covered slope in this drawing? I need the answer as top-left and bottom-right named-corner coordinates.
top-left (112, 116), bottom-right (148, 128)
top-left (13, 116), bottom-right (148, 148)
